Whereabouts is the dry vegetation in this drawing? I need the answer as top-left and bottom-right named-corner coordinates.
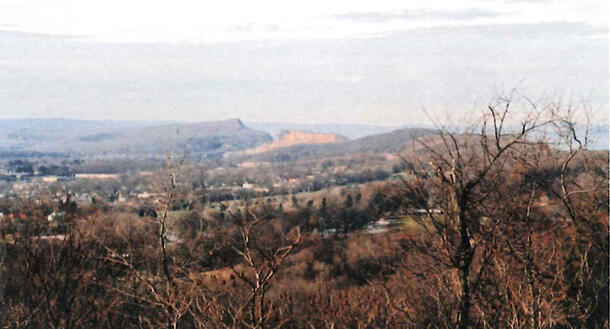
top-left (0, 96), bottom-right (608, 329)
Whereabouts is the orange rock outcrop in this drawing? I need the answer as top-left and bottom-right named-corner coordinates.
top-left (245, 131), bottom-right (346, 154)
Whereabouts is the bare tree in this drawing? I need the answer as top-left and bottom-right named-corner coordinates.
top-left (395, 94), bottom-right (570, 328)
top-left (224, 203), bottom-right (301, 329)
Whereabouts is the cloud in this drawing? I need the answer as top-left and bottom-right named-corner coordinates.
top-left (332, 8), bottom-right (505, 23)
top-left (222, 23), bottom-right (290, 34)
top-left (0, 29), bottom-right (84, 42)
top-left (373, 21), bottom-right (608, 40)
top-left (0, 20), bottom-right (606, 125)
top-left (0, 1), bottom-right (606, 44)
top-left (502, 0), bottom-right (550, 3)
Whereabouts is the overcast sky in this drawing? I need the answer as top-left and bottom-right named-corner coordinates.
top-left (0, 0), bottom-right (608, 125)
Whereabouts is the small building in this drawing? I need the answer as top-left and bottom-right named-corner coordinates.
top-left (75, 173), bottom-right (120, 180)
top-left (42, 176), bottom-right (58, 183)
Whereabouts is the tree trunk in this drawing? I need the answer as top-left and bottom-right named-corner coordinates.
top-left (457, 196), bottom-right (473, 329)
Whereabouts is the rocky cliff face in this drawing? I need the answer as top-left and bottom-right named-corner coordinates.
top-left (244, 131), bottom-right (348, 154)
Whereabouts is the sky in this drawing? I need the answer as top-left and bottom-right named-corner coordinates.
top-left (0, 0), bottom-right (608, 125)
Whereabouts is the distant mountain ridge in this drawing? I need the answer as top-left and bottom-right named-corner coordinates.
top-left (0, 118), bottom-right (271, 159)
top-left (0, 119), bottom-right (606, 160)
top-left (246, 121), bottom-right (609, 150)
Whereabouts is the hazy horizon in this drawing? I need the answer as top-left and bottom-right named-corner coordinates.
top-left (0, 0), bottom-right (608, 125)
top-left (0, 116), bottom-right (405, 127)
